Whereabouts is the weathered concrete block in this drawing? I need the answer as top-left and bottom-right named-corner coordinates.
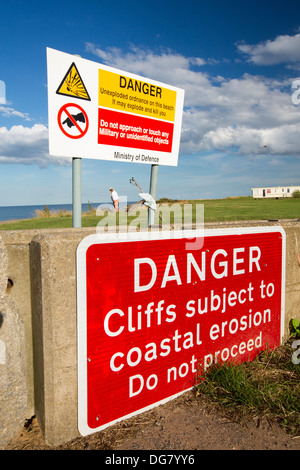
top-left (0, 230), bottom-right (36, 418)
top-left (30, 230), bottom-right (92, 446)
top-left (0, 236), bottom-right (27, 449)
top-left (283, 225), bottom-right (300, 337)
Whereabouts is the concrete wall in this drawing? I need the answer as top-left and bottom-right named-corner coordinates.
top-left (0, 234), bottom-right (27, 448)
top-left (0, 221), bottom-right (300, 447)
top-left (0, 227), bottom-right (95, 447)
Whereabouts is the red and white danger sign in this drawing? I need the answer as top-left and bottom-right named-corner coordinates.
top-left (47, 47), bottom-right (184, 166)
top-left (76, 227), bottom-right (285, 436)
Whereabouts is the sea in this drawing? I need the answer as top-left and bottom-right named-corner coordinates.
top-left (0, 200), bottom-right (136, 222)
top-left (0, 203), bottom-right (105, 222)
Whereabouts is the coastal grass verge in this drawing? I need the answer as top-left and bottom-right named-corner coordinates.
top-left (0, 196), bottom-right (299, 230)
top-left (195, 338), bottom-right (300, 436)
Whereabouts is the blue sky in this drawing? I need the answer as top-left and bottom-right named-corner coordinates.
top-left (1, 0), bottom-right (300, 206)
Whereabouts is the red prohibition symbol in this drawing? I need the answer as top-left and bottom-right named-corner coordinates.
top-left (57, 103), bottom-right (89, 139)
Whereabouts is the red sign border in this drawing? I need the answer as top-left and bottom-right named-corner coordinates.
top-left (57, 102), bottom-right (89, 139)
top-left (76, 226), bottom-right (286, 437)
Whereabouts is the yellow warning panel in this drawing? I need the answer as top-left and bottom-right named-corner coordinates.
top-left (99, 69), bottom-right (176, 121)
top-left (56, 62), bottom-right (91, 101)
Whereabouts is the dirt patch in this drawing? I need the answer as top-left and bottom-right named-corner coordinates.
top-left (4, 392), bottom-right (300, 451)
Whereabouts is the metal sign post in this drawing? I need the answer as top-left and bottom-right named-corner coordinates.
top-left (72, 157), bottom-right (82, 227)
top-left (148, 164), bottom-right (159, 227)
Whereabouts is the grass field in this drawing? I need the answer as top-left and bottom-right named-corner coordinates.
top-left (202, 196), bottom-right (300, 222)
top-left (196, 340), bottom-right (300, 436)
top-left (0, 196), bottom-right (299, 230)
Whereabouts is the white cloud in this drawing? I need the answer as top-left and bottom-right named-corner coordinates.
top-left (0, 83), bottom-right (31, 119)
top-left (0, 125), bottom-right (69, 167)
top-left (86, 43), bottom-right (300, 157)
top-left (85, 42), bottom-right (207, 89)
top-left (181, 73), bottom-right (300, 155)
top-left (236, 31), bottom-right (300, 66)
top-left (0, 106), bottom-right (30, 120)
top-left (2, 42), bottom-right (300, 168)
top-left (0, 80), bottom-right (6, 105)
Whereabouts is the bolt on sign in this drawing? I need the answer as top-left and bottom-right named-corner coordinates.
top-left (46, 48), bottom-right (184, 166)
top-left (76, 226), bottom-right (286, 436)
